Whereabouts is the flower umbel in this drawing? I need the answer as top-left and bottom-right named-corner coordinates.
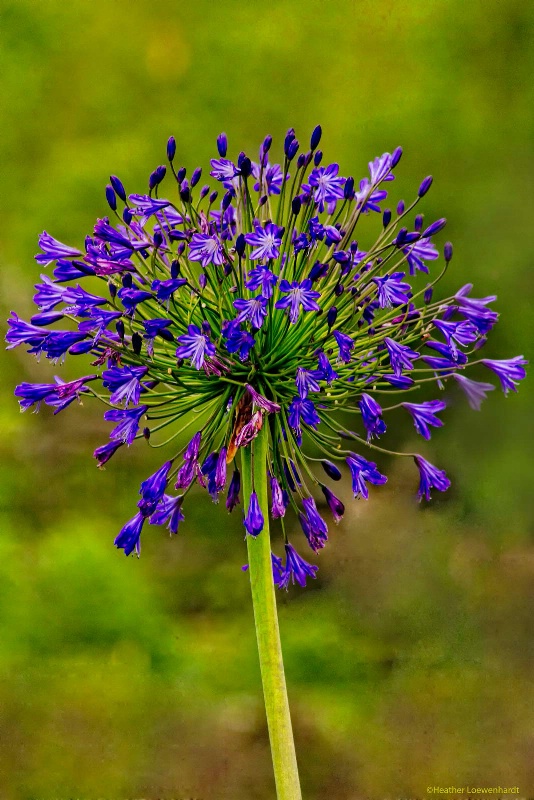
top-left (9, 126), bottom-right (526, 582)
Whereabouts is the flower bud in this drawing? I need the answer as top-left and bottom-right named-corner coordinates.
top-left (261, 134), bottom-right (272, 153)
top-left (414, 214), bottom-right (424, 231)
top-left (190, 167), bottom-right (202, 187)
top-left (382, 208), bottom-right (391, 228)
top-left (444, 241), bottom-right (453, 262)
top-left (291, 196), bottom-right (302, 216)
top-left (310, 124), bottom-right (322, 150)
top-left (422, 218), bottom-right (446, 238)
top-left (397, 199), bottom-right (405, 214)
top-left (105, 185), bottom-right (117, 211)
top-left (418, 175), bottom-right (433, 197)
top-left (176, 167), bottom-right (186, 184)
top-left (216, 133), bottom-right (228, 157)
top-left (344, 177), bottom-right (355, 200)
top-left (167, 136), bottom-right (176, 162)
top-left (314, 150), bottom-right (323, 166)
top-left (132, 332), bottom-right (142, 355)
top-left (110, 175), bottom-right (126, 202)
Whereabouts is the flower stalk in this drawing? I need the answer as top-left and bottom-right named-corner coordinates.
top-left (243, 424), bottom-right (302, 800)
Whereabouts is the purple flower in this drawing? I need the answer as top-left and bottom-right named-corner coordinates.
top-left (115, 512), bottom-right (145, 556)
top-left (138, 461), bottom-right (172, 516)
top-left (308, 164), bottom-right (345, 211)
top-left (188, 233), bottom-right (225, 267)
top-left (316, 352), bottom-right (339, 384)
top-left (481, 356), bottom-right (527, 394)
top-left (295, 368), bottom-right (321, 399)
top-left (321, 485), bottom-right (345, 523)
top-left (346, 453), bottom-right (387, 499)
top-left (244, 222), bottom-right (284, 261)
top-left (332, 330), bottom-right (354, 363)
top-left (35, 232), bottom-right (82, 266)
top-left (244, 492), bottom-right (264, 536)
top-left (414, 455), bottom-right (451, 501)
top-left (288, 397), bottom-right (321, 440)
top-left (403, 237), bottom-right (439, 275)
top-left (384, 337), bottom-right (419, 376)
top-left (300, 497), bottom-right (328, 552)
top-left (6, 312), bottom-right (50, 350)
top-left (373, 272), bottom-right (412, 308)
top-left (368, 152), bottom-right (396, 185)
top-left (15, 375), bottom-right (96, 414)
top-left (277, 543), bottom-right (318, 589)
top-left (275, 279), bottom-right (321, 324)
top-left (102, 366), bottom-right (149, 406)
top-left (402, 400), bottom-right (446, 440)
top-left (42, 331), bottom-right (89, 360)
top-left (233, 295), bottom-right (268, 329)
top-left (433, 319), bottom-right (479, 355)
top-left (150, 494), bottom-right (185, 534)
top-left (223, 320), bottom-right (255, 361)
top-left (176, 324), bottom-right (216, 369)
top-left (452, 373), bottom-right (495, 410)
top-left (118, 287), bottom-right (153, 313)
top-left (252, 161), bottom-right (286, 195)
top-left (210, 157), bottom-right (239, 183)
top-left (104, 405), bottom-right (147, 445)
top-left (359, 393), bottom-right (386, 439)
top-left (93, 440), bottom-right (123, 467)
top-left (245, 384), bottom-right (281, 414)
top-left (152, 278), bottom-right (187, 302)
top-left (245, 264), bottom-right (278, 298)
top-left (455, 284), bottom-right (499, 334)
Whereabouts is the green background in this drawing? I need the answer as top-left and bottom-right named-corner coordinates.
top-left (1, 1), bottom-right (532, 797)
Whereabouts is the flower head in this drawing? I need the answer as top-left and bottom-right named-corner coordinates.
top-left (8, 126), bottom-right (525, 582)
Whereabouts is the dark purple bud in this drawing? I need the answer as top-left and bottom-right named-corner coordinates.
top-left (176, 167), bottom-right (186, 184)
top-left (150, 165), bottom-right (167, 190)
top-left (424, 284), bottom-right (433, 304)
top-left (167, 136), bottom-right (176, 162)
top-left (297, 153), bottom-right (306, 169)
top-left (132, 332), bottom-right (142, 355)
top-left (237, 151), bottom-right (246, 169)
top-left (222, 190), bottom-right (233, 211)
top-left (217, 133), bottom-right (228, 158)
top-left (414, 214), bottom-right (424, 231)
top-left (209, 190), bottom-right (218, 204)
top-left (287, 138), bottom-right (299, 161)
top-left (116, 319), bottom-right (125, 339)
top-left (179, 182), bottom-right (191, 203)
top-left (397, 200), bottom-right (405, 215)
top-left (284, 128), bottom-right (296, 157)
top-left (239, 157), bottom-right (252, 179)
top-left (292, 196), bottom-right (302, 216)
top-left (122, 273), bottom-right (133, 288)
top-left (235, 233), bottom-right (246, 257)
top-left (344, 177), bottom-right (355, 200)
top-left (327, 306), bottom-right (338, 328)
top-left (226, 468), bottom-right (241, 512)
top-left (110, 175), bottom-right (126, 202)
top-left (321, 485), bottom-right (345, 523)
top-left (391, 146), bottom-right (403, 168)
top-left (310, 124), bottom-right (322, 150)
top-left (177, 242), bottom-right (186, 256)
top-left (314, 150), bottom-right (323, 166)
top-left (262, 134), bottom-right (272, 154)
top-left (108, 281), bottom-right (117, 299)
top-left (422, 218), bottom-right (446, 238)
top-left (259, 195), bottom-right (268, 206)
top-left (200, 184), bottom-right (210, 199)
top-left (334, 283), bottom-right (344, 297)
top-left (321, 460), bottom-right (342, 481)
top-left (382, 208), bottom-right (392, 228)
top-left (105, 185), bottom-right (117, 211)
top-left (395, 227), bottom-right (408, 245)
top-left (444, 241), bottom-right (453, 262)
top-left (418, 175), bottom-right (433, 197)
top-left (170, 260), bottom-right (180, 279)
top-left (141, 427), bottom-right (150, 441)
top-left (122, 207), bottom-right (133, 225)
top-left (190, 167), bottom-right (202, 187)
top-left (309, 261), bottom-right (329, 281)
top-left (201, 320), bottom-right (211, 336)
top-left (199, 273), bottom-right (207, 290)
top-left (153, 230), bottom-right (163, 248)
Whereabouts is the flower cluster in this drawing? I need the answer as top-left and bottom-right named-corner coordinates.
top-left (8, 126), bottom-right (527, 587)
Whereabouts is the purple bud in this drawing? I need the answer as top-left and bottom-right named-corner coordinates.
top-left (235, 233), bottom-right (246, 257)
top-left (116, 320), bottom-right (125, 339)
top-left (321, 460), bottom-right (342, 481)
top-left (167, 136), bottom-right (176, 162)
top-left (391, 146), bottom-right (403, 167)
top-left (180, 182), bottom-right (191, 203)
top-left (132, 332), bottom-right (142, 355)
top-left (424, 284), bottom-right (433, 304)
top-left (327, 306), bottom-right (338, 328)
top-left (122, 274), bottom-right (133, 288)
top-left (122, 207), bottom-right (132, 225)
top-left (444, 241), bottom-right (453, 262)
top-left (149, 165), bottom-right (166, 190)
top-left (110, 175), bottom-right (126, 202)
top-left (222, 190), bottom-right (233, 211)
top-left (262, 134), bottom-right (272, 154)
top-left (382, 208), bottom-right (391, 227)
top-left (199, 273), bottom-right (207, 290)
top-left (105, 185), bottom-right (117, 211)
top-left (287, 138), bottom-right (299, 161)
top-left (292, 196), bottom-right (302, 216)
top-left (310, 125), bottom-right (322, 150)
top-left (334, 283), bottom-right (344, 297)
top-left (108, 281), bottom-right (117, 299)
top-left (297, 153), bottom-right (306, 169)
top-left (240, 157), bottom-right (252, 179)
top-left (309, 261), bottom-right (329, 281)
top-left (344, 177), bottom-right (355, 200)
top-left (226, 469), bottom-right (241, 512)
top-left (201, 320), bottom-right (211, 336)
top-left (418, 175), bottom-right (433, 197)
top-left (209, 190), bottom-right (218, 204)
top-left (284, 128), bottom-right (296, 157)
top-left (321, 485), bottom-right (345, 523)
top-left (171, 260), bottom-right (180, 279)
top-left (153, 230), bottom-right (163, 248)
top-left (200, 184), bottom-right (210, 199)
top-left (143, 427), bottom-right (151, 440)
top-left (259, 195), bottom-right (268, 206)
top-left (314, 150), bottom-right (323, 166)
top-left (176, 167), bottom-right (186, 184)
top-left (422, 218), bottom-right (447, 238)
top-left (414, 214), bottom-right (424, 231)
top-left (397, 199), bottom-right (405, 215)
top-left (190, 167), bottom-right (202, 187)
top-left (217, 133), bottom-right (228, 158)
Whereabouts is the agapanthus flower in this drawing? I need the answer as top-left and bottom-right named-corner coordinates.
top-left (8, 126), bottom-right (526, 583)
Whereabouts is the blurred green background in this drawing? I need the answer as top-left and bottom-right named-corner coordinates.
top-left (0, 0), bottom-right (533, 797)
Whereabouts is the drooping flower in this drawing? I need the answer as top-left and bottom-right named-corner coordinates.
top-left (8, 125), bottom-right (525, 583)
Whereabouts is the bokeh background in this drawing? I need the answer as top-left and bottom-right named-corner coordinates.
top-left (0, 1), bottom-right (533, 797)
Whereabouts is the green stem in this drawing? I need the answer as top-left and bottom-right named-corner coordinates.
top-left (242, 424), bottom-right (302, 800)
